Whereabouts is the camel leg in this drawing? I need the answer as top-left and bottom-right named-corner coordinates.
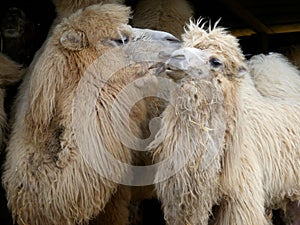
top-left (90, 185), bottom-right (131, 225)
top-left (215, 165), bottom-right (270, 225)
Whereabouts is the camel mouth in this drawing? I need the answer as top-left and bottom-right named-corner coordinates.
top-left (151, 62), bottom-right (167, 77)
top-left (165, 68), bottom-right (186, 81)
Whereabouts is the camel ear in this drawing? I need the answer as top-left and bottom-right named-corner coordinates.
top-left (237, 65), bottom-right (248, 77)
top-left (60, 29), bottom-right (89, 51)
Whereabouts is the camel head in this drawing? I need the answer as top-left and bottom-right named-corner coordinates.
top-left (155, 20), bottom-right (249, 176)
top-left (180, 19), bottom-right (248, 78)
top-left (25, 3), bottom-right (181, 142)
top-left (163, 19), bottom-right (248, 99)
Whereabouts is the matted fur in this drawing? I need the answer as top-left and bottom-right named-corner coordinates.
top-left (1, 4), bottom-right (172, 225)
top-left (181, 19), bottom-right (253, 194)
top-left (131, 0), bottom-right (194, 38)
top-left (151, 20), bottom-right (300, 225)
top-left (148, 21), bottom-right (252, 224)
top-left (247, 52), bottom-right (300, 224)
top-left (148, 69), bottom-right (227, 224)
top-left (248, 52), bottom-right (300, 98)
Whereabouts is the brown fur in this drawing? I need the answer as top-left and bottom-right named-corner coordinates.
top-left (131, 0), bottom-right (194, 38)
top-left (0, 53), bottom-right (25, 87)
top-left (1, 4), bottom-right (180, 225)
top-left (0, 53), bottom-right (26, 149)
top-left (52, 0), bottom-right (125, 24)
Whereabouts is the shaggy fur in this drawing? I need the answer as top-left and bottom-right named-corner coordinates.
top-left (248, 52), bottom-right (300, 98)
top-left (148, 52), bottom-right (227, 224)
top-left (1, 4), bottom-right (180, 225)
top-left (148, 21), bottom-right (252, 224)
top-left (0, 53), bottom-right (26, 149)
top-left (149, 20), bottom-right (300, 225)
top-left (131, 0), bottom-right (194, 38)
top-left (247, 52), bottom-right (300, 225)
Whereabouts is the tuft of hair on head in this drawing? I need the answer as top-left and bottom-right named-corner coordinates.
top-left (185, 17), bottom-right (223, 32)
top-left (182, 17), bottom-right (231, 49)
top-left (181, 17), bottom-right (247, 75)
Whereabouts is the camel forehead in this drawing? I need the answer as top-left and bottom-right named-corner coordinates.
top-left (182, 21), bottom-right (244, 63)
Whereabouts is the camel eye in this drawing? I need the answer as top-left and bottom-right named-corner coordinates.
top-left (209, 57), bottom-right (222, 68)
top-left (104, 35), bottom-right (130, 47)
top-left (113, 36), bottom-right (129, 45)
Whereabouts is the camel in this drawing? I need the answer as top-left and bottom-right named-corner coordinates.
top-left (2, 3), bottom-right (181, 225)
top-left (148, 19), bottom-right (300, 225)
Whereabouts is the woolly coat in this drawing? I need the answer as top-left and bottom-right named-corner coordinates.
top-left (248, 52), bottom-right (300, 98)
top-left (149, 21), bottom-right (300, 225)
top-left (1, 4), bottom-right (149, 225)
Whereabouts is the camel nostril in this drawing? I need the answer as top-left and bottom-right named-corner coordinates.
top-left (158, 51), bottom-right (171, 58)
top-left (171, 54), bottom-right (186, 60)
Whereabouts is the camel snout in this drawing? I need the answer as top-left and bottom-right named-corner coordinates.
top-left (164, 47), bottom-right (210, 81)
top-left (164, 54), bottom-right (188, 81)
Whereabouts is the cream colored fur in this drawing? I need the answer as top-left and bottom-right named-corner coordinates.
top-left (148, 65), bottom-right (227, 224)
top-left (149, 20), bottom-right (300, 225)
top-left (248, 52), bottom-right (300, 98)
top-left (131, 0), bottom-right (194, 38)
top-left (247, 52), bottom-right (300, 224)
